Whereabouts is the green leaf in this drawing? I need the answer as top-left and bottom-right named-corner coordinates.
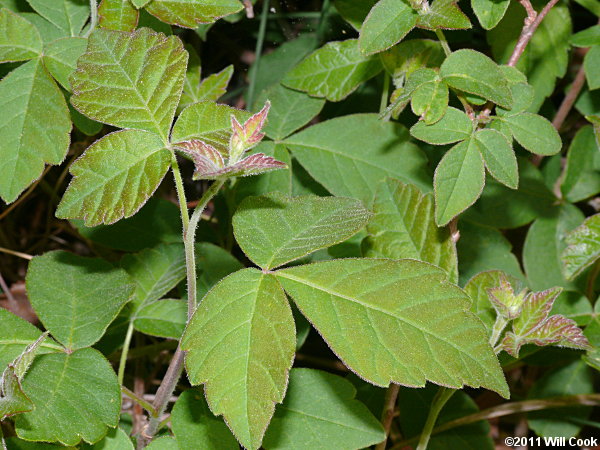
top-left (171, 101), bottom-right (250, 154)
top-left (73, 197), bottom-right (182, 251)
top-left (457, 220), bottom-right (525, 285)
top-left (256, 84), bottom-right (325, 141)
top-left (145, 437), bottom-right (177, 450)
top-left (527, 361), bottom-right (594, 438)
top-left (56, 130), bottom-right (171, 226)
top-left (282, 39), bottom-right (383, 102)
top-left (285, 114), bottom-right (430, 203)
top-left (410, 78), bottom-right (449, 125)
top-left (262, 369), bottom-right (385, 449)
top-left (0, 58), bottom-right (71, 203)
top-left (434, 138), bottom-right (485, 226)
top-left (0, 309), bottom-right (61, 370)
top-left (133, 299), bottom-right (186, 339)
top-left (27, 0), bottom-right (89, 36)
top-left (584, 45), bottom-right (600, 90)
top-left (523, 204), bottom-right (585, 291)
top-left (0, 7), bottom-right (42, 62)
top-left (410, 106), bottom-right (472, 144)
top-left (131, 0), bottom-right (151, 8)
top-left (358, 0), bottom-right (417, 56)
top-left (233, 194), bottom-right (371, 270)
top-left (15, 348), bottom-right (121, 446)
top-left (474, 129), bottom-right (517, 188)
top-left (196, 65), bottom-right (234, 102)
top-left (21, 12), bottom-right (68, 44)
top-left (196, 242), bottom-right (244, 299)
top-left (380, 39), bottom-right (444, 79)
top-left (502, 113), bottom-right (561, 155)
top-left (0, 367), bottom-right (33, 421)
top-left (121, 243), bottom-right (186, 313)
top-left (171, 389), bottom-right (238, 450)
top-left (334, 0), bottom-right (377, 30)
top-left (561, 125), bottom-right (600, 202)
top-left (571, 25), bottom-right (600, 47)
top-left (80, 428), bottom-right (134, 450)
top-left (98, 0), bottom-right (139, 32)
top-left (26, 251), bottom-right (134, 350)
top-left (416, 0), bottom-right (471, 30)
top-left (562, 213), bottom-right (600, 280)
top-left (471, 0), bottom-right (509, 30)
top-left (182, 269), bottom-right (296, 450)
top-left (440, 49), bottom-right (512, 108)
top-left (145, 0), bottom-right (243, 28)
top-left (70, 27), bottom-right (187, 141)
top-left (42, 36), bottom-right (87, 91)
top-left (277, 259), bottom-right (508, 397)
top-left (363, 178), bottom-right (458, 283)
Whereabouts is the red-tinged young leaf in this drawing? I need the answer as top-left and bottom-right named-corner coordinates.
top-left (192, 153), bottom-right (287, 180)
top-left (487, 275), bottom-right (526, 319)
top-left (230, 101), bottom-right (270, 162)
top-left (513, 287), bottom-right (562, 336)
top-left (175, 139), bottom-right (225, 177)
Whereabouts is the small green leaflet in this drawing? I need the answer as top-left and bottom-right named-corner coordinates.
top-left (562, 213), bottom-right (600, 280)
top-left (70, 27), bottom-right (187, 141)
top-left (133, 299), bottom-right (187, 339)
top-left (282, 39), bottom-right (383, 102)
top-left (474, 128), bottom-right (518, 189)
top-left (561, 125), bottom-right (600, 202)
top-left (359, 0), bottom-right (418, 56)
top-left (416, 0), bottom-right (471, 30)
top-left (410, 106), bottom-right (472, 144)
top-left (471, 0), bottom-right (510, 30)
top-left (80, 428), bottom-right (134, 450)
top-left (180, 64), bottom-right (234, 112)
top-left (277, 259), bottom-right (508, 397)
top-left (57, 130), bottom-right (171, 226)
top-left (410, 78), bottom-right (449, 124)
top-left (364, 178), bottom-right (458, 283)
top-left (97, 0), bottom-right (139, 32)
top-left (584, 46), bottom-right (600, 90)
top-left (15, 348), bottom-right (121, 446)
top-left (233, 194), bottom-right (371, 270)
top-left (27, 0), bottom-right (90, 37)
top-left (182, 269), bottom-right (296, 450)
top-left (0, 7), bottom-right (42, 62)
top-left (42, 36), bottom-right (87, 91)
top-left (145, 0), bottom-right (243, 28)
top-left (26, 251), bottom-right (134, 350)
top-left (262, 369), bottom-right (386, 449)
top-left (500, 113), bottom-right (562, 155)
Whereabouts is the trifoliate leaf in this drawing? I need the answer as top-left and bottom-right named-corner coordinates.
top-left (26, 251), bottom-right (134, 350)
top-left (562, 213), bottom-right (600, 280)
top-left (145, 0), bottom-right (243, 28)
top-left (277, 259), bottom-right (509, 397)
top-left (0, 7), bottom-right (42, 62)
top-left (70, 27), bottom-right (187, 141)
top-left (15, 348), bottom-right (121, 446)
top-left (182, 269), bottom-right (296, 450)
top-left (56, 130), bottom-right (171, 226)
top-left (364, 178), bottom-right (458, 283)
top-left (359, 0), bottom-right (418, 56)
top-left (233, 194), bottom-right (371, 270)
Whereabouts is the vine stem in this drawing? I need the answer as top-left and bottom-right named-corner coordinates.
top-left (375, 383), bottom-right (400, 450)
top-left (246, 0), bottom-right (270, 109)
top-left (416, 387), bottom-right (456, 450)
top-left (117, 322), bottom-right (134, 386)
top-left (84, 0), bottom-right (98, 38)
top-left (379, 73), bottom-right (390, 115)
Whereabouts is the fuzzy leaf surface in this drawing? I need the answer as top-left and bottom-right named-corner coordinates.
top-left (70, 27), bottom-right (187, 140)
top-left (502, 113), bottom-right (561, 155)
top-left (416, 0), bottom-right (471, 29)
top-left (171, 389), bottom-right (238, 450)
top-left (0, 59), bottom-right (71, 203)
top-left (27, 0), bottom-right (89, 36)
top-left (440, 49), bottom-right (512, 108)
top-left (434, 138), bottom-right (485, 226)
top-left (364, 179), bottom-right (458, 283)
top-left (562, 213), bottom-right (600, 280)
top-left (263, 369), bottom-right (385, 449)
top-left (282, 39), bottom-right (383, 102)
top-left (98, 0), bottom-right (139, 31)
top-left (233, 194), bottom-right (371, 270)
top-left (133, 299), bottom-right (186, 339)
top-left (410, 107), bottom-right (472, 145)
top-left (0, 7), bottom-right (42, 62)
top-left (57, 130), bottom-right (171, 226)
top-left (15, 348), bottom-right (120, 446)
top-left (42, 36), bottom-right (87, 90)
top-left (277, 259), bottom-right (508, 397)
top-left (474, 128), bottom-right (518, 189)
top-left (26, 251), bottom-right (134, 350)
top-left (146, 0), bottom-right (243, 28)
top-left (359, 0), bottom-right (417, 56)
top-left (182, 269), bottom-right (296, 450)
top-left (471, 0), bottom-right (509, 30)
top-left (285, 114), bottom-right (430, 203)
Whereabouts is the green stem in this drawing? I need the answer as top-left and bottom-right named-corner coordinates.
top-left (317, 0), bottom-right (331, 42)
top-left (434, 29), bottom-right (451, 56)
top-left (246, 0), bottom-right (270, 109)
top-left (84, 0), bottom-right (98, 38)
top-left (122, 386), bottom-right (157, 416)
top-left (489, 316), bottom-right (509, 348)
top-left (379, 72), bottom-right (391, 115)
top-left (416, 387), bottom-right (456, 450)
top-left (118, 322), bottom-right (135, 386)
top-left (171, 155), bottom-right (190, 232)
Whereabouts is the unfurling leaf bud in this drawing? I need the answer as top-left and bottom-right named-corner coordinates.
top-left (229, 101), bottom-right (270, 163)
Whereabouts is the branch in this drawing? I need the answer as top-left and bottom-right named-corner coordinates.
top-left (375, 384), bottom-right (400, 450)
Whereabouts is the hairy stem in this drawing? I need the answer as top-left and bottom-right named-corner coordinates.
top-left (118, 322), bottom-right (135, 386)
top-left (379, 73), bottom-right (391, 115)
top-left (416, 387), bottom-right (456, 450)
top-left (84, 0), bottom-right (98, 38)
top-left (375, 383), bottom-right (400, 450)
top-left (246, 0), bottom-right (270, 109)
top-left (489, 316), bottom-right (509, 348)
top-left (434, 29), bottom-right (451, 56)
top-left (122, 386), bottom-right (157, 416)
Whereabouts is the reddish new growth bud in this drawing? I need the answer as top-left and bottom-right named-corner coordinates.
top-left (174, 140), bottom-right (224, 179)
top-left (229, 101), bottom-right (270, 162)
